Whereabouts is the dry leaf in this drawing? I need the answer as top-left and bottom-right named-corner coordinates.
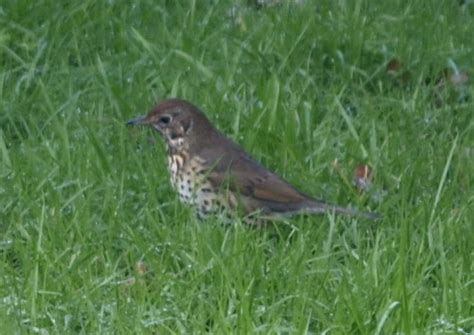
top-left (352, 164), bottom-right (372, 192)
top-left (136, 260), bottom-right (148, 276)
top-left (386, 58), bottom-right (402, 75)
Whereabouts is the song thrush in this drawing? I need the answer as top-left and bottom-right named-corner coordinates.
top-left (127, 99), bottom-right (379, 221)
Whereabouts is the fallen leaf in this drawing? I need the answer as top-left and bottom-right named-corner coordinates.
top-left (352, 164), bottom-right (372, 192)
top-left (136, 260), bottom-right (148, 276)
top-left (386, 58), bottom-right (402, 75)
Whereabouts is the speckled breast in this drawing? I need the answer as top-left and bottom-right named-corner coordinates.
top-left (167, 154), bottom-right (231, 218)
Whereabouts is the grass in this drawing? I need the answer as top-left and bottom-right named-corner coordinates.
top-left (1, 0), bottom-right (473, 333)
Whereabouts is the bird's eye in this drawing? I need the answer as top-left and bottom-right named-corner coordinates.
top-left (158, 115), bottom-right (171, 125)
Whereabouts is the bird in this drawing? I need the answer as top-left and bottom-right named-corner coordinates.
top-left (127, 98), bottom-right (379, 221)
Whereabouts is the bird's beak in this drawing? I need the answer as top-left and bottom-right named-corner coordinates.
top-left (126, 115), bottom-right (148, 126)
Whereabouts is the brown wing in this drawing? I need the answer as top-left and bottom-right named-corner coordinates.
top-left (202, 144), bottom-right (310, 205)
top-left (229, 157), bottom-right (307, 202)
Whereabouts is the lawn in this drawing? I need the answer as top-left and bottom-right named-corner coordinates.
top-left (1, 0), bottom-right (473, 333)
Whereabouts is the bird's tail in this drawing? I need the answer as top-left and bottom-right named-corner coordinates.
top-left (301, 200), bottom-right (380, 220)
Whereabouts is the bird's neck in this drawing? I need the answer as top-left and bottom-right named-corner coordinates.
top-left (166, 136), bottom-right (187, 155)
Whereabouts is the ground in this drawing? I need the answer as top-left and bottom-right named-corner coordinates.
top-left (0, 1), bottom-right (473, 333)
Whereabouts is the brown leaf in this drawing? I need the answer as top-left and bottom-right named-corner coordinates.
top-left (352, 164), bottom-right (372, 192)
top-left (386, 58), bottom-right (402, 75)
top-left (136, 260), bottom-right (148, 276)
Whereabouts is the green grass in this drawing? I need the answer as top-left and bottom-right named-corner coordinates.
top-left (1, 0), bottom-right (473, 333)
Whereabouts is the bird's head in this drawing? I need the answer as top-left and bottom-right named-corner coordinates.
top-left (127, 98), bottom-right (211, 150)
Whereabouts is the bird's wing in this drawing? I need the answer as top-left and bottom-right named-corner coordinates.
top-left (204, 147), bottom-right (309, 205)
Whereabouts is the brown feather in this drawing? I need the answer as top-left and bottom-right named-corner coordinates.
top-left (198, 134), bottom-right (319, 210)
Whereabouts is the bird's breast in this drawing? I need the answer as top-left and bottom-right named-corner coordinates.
top-left (167, 154), bottom-right (206, 203)
top-left (167, 154), bottom-right (236, 217)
